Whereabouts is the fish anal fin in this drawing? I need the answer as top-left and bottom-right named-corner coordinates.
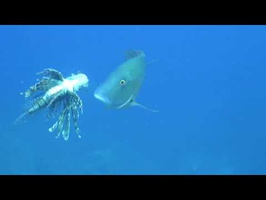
top-left (130, 101), bottom-right (159, 112)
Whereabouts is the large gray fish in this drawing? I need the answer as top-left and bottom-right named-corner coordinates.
top-left (94, 50), bottom-right (158, 112)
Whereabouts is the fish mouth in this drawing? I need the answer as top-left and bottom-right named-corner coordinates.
top-left (94, 91), bottom-right (111, 105)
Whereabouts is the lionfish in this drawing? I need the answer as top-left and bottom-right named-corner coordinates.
top-left (15, 68), bottom-right (89, 141)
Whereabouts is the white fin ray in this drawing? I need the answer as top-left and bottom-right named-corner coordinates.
top-left (130, 101), bottom-right (159, 112)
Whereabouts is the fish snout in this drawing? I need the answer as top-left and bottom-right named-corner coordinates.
top-left (94, 90), bottom-right (111, 105)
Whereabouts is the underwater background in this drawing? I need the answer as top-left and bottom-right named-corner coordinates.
top-left (0, 25), bottom-right (266, 175)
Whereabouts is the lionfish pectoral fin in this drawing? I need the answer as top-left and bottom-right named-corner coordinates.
top-left (49, 106), bottom-right (66, 139)
top-left (71, 92), bottom-right (83, 113)
top-left (49, 121), bottom-right (58, 133)
top-left (49, 121), bottom-right (61, 139)
top-left (46, 92), bottom-right (66, 121)
top-left (48, 91), bottom-right (83, 141)
top-left (49, 103), bottom-right (72, 141)
top-left (70, 93), bottom-right (82, 138)
top-left (47, 92), bottom-right (64, 108)
top-left (72, 106), bottom-right (81, 139)
top-left (62, 111), bottom-right (71, 141)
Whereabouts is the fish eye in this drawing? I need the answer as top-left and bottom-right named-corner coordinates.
top-left (120, 79), bottom-right (126, 85)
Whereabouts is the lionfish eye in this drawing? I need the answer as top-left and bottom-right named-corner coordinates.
top-left (120, 79), bottom-right (126, 85)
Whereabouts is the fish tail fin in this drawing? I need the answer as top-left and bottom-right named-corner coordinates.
top-left (14, 111), bottom-right (31, 125)
top-left (131, 101), bottom-right (159, 112)
top-left (14, 96), bottom-right (46, 125)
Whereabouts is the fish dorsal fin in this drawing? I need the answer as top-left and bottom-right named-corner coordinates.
top-left (131, 101), bottom-right (159, 112)
top-left (37, 68), bottom-right (64, 81)
top-left (125, 50), bottom-right (145, 60)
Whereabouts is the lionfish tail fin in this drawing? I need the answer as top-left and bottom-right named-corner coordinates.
top-left (14, 112), bottom-right (31, 125)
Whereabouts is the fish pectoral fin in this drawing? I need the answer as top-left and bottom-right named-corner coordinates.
top-left (146, 59), bottom-right (159, 67)
top-left (130, 101), bottom-right (159, 112)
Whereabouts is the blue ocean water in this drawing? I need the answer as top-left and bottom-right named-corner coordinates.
top-left (1, 25), bottom-right (266, 175)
